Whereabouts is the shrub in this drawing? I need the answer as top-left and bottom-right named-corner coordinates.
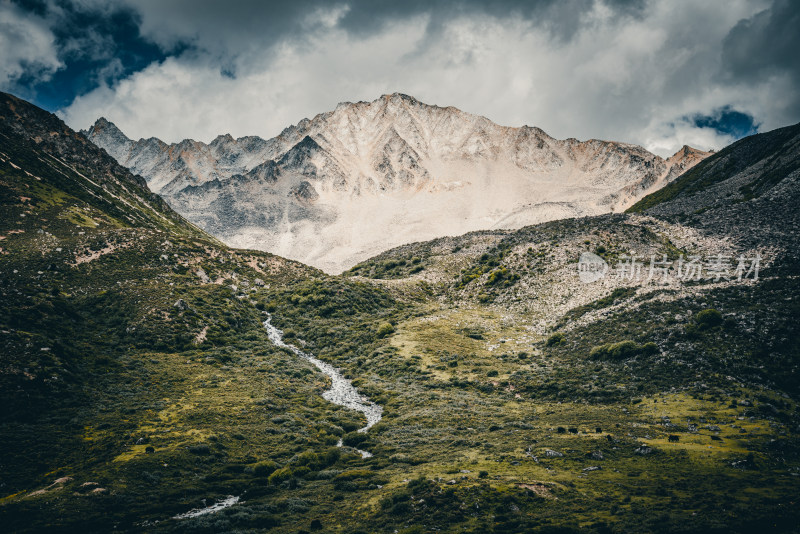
top-left (296, 450), bottom-right (322, 469)
top-left (188, 443), bottom-right (211, 455)
top-left (546, 332), bottom-right (565, 346)
top-left (293, 448), bottom-right (340, 470)
top-left (291, 466), bottom-right (311, 478)
top-left (478, 470), bottom-right (489, 478)
top-left (342, 432), bottom-right (368, 447)
top-left (268, 466), bottom-right (296, 485)
top-left (253, 460), bottom-right (278, 476)
top-left (695, 308), bottom-right (723, 329)
top-left (486, 267), bottom-right (520, 287)
top-left (377, 322), bottom-right (395, 337)
top-left (322, 448), bottom-right (341, 466)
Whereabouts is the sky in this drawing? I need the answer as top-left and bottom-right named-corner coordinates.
top-left (1, 0), bottom-right (798, 157)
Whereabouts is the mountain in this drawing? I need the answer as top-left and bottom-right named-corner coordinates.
top-left (3, 91), bottom-right (798, 533)
top-left (340, 122), bottom-right (800, 529)
top-left (84, 93), bottom-right (710, 273)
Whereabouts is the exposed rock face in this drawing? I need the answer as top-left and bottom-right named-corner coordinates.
top-left (85, 93), bottom-right (709, 273)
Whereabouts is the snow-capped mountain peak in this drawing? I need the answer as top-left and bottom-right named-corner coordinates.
top-left (84, 94), bottom-right (709, 272)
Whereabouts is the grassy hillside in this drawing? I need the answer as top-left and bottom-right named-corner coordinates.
top-left (336, 124), bottom-right (800, 531)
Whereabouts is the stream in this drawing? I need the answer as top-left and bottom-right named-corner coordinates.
top-left (173, 314), bottom-right (383, 521)
top-left (263, 313), bottom-right (383, 455)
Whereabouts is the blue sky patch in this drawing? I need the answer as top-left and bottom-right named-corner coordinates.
top-left (691, 106), bottom-right (759, 139)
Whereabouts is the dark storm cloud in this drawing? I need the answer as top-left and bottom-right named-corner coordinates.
top-left (5, 0), bottom-right (796, 156)
top-left (105, 0), bottom-right (649, 56)
top-left (127, 0), bottom-right (641, 41)
top-left (335, 0), bottom-right (644, 41)
top-left (333, 0), bottom-right (646, 66)
top-left (721, 0), bottom-right (800, 115)
top-left (5, 0), bottom-right (653, 112)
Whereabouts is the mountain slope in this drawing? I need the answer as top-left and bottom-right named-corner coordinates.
top-left (332, 124), bottom-right (800, 532)
top-left (85, 93), bottom-right (710, 273)
top-left (628, 121), bottom-right (800, 268)
top-left (0, 93), bottom-right (207, 238)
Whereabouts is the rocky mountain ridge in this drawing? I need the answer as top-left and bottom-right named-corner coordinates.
top-left (85, 93), bottom-right (710, 273)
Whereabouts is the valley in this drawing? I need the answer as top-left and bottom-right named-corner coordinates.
top-left (1, 92), bottom-right (799, 533)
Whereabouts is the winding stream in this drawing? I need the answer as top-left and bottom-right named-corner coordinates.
top-left (173, 314), bottom-right (383, 521)
top-left (263, 313), bottom-right (383, 456)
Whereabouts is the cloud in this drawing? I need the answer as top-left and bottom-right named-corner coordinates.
top-left (0, 1), bottom-right (62, 92)
top-left (2, 0), bottom-right (167, 109)
top-left (50, 0), bottom-right (798, 158)
top-left (720, 0), bottom-right (800, 125)
top-left (106, 0), bottom-right (643, 56)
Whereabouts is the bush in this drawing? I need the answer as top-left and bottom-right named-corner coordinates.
top-left (478, 470), bottom-right (489, 478)
top-left (188, 443), bottom-right (211, 455)
top-left (292, 466), bottom-right (311, 478)
top-left (268, 466), bottom-right (294, 485)
top-left (294, 448), bottom-right (340, 470)
top-left (695, 308), bottom-right (723, 329)
top-left (377, 322), bottom-right (395, 337)
top-left (342, 432), bottom-right (368, 447)
top-left (546, 332), bottom-right (565, 346)
top-left (486, 267), bottom-right (520, 287)
top-left (253, 460), bottom-right (278, 476)
top-left (295, 450), bottom-right (321, 469)
top-left (323, 448), bottom-right (341, 466)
